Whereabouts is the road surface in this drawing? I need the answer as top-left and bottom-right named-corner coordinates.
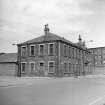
top-left (0, 76), bottom-right (105, 105)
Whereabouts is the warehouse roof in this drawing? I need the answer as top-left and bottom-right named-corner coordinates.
top-left (0, 53), bottom-right (17, 63)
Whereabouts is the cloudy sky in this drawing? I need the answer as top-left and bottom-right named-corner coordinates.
top-left (0, 0), bottom-right (105, 52)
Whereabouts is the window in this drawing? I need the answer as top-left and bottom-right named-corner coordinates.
top-left (48, 43), bottom-right (54, 56)
top-left (40, 62), bottom-right (44, 67)
top-left (69, 63), bottom-right (71, 73)
top-left (71, 47), bottom-right (73, 58)
top-left (48, 61), bottom-right (55, 73)
top-left (103, 59), bottom-right (105, 64)
top-left (39, 44), bottom-right (44, 56)
top-left (64, 44), bottom-right (66, 56)
top-left (66, 46), bottom-right (69, 57)
top-left (64, 62), bottom-right (68, 73)
top-left (64, 44), bottom-right (68, 57)
top-left (69, 47), bottom-right (71, 57)
top-left (74, 48), bottom-right (76, 58)
top-left (30, 62), bottom-right (35, 72)
top-left (21, 62), bottom-right (26, 73)
top-left (21, 46), bottom-right (26, 57)
top-left (72, 48), bottom-right (74, 58)
top-left (30, 45), bottom-right (35, 56)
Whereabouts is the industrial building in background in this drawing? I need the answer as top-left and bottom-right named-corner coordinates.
top-left (88, 47), bottom-right (105, 74)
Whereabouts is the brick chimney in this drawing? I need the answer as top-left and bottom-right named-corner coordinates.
top-left (44, 24), bottom-right (50, 35)
top-left (78, 34), bottom-right (82, 43)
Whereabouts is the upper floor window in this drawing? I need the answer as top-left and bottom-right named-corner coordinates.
top-left (39, 44), bottom-right (44, 56)
top-left (76, 49), bottom-right (79, 59)
top-left (21, 46), bottom-right (26, 57)
top-left (48, 43), bottom-right (54, 56)
top-left (30, 45), bottom-right (35, 56)
top-left (69, 47), bottom-right (71, 57)
top-left (64, 44), bottom-right (68, 57)
top-left (74, 48), bottom-right (76, 58)
top-left (64, 44), bottom-right (66, 56)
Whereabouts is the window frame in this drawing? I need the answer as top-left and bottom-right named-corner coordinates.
top-left (21, 46), bottom-right (27, 57)
top-left (39, 44), bottom-right (45, 56)
top-left (21, 62), bottom-right (26, 73)
top-left (64, 62), bottom-right (68, 73)
top-left (30, 62), bottom-right (35, 72)
top-left (48, 43), bottom-right (54, 56)
top-left (30, 45), bottom-right (35, 56)
top-left (64, 44), bottom-right (67, 57)
top-left (48, 61), bottom-right (55, 73)
top-left (68, 62), bottom-right (72, 73)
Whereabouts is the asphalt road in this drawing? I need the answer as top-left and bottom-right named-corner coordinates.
top-left (0, 76), bottom-right (105, 105)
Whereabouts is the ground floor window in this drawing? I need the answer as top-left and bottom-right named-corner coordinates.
top-left (30, 62), bottom-right (35, 72)
top-left (21, 62), bottom-right (26, 73)
top-left (69, 63), bottom-right (72, 73)
top-left (48, 61), bottom-right (55, 73)
top-left (64, 62), bottom-right (68, 73)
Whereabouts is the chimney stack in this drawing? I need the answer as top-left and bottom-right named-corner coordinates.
top-left (78, 34), bottom-right (82, 43)
top-left (44, 24), bottom-right (50, 35)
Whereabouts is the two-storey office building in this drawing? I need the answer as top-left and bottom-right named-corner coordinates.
top-left (17, 25), bottom-right (91, 77)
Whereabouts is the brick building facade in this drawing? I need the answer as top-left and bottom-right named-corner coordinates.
top-left (88, 47), bottom-right (105, 66)
top-left (17, 25), bottom-right (92, 77)
top-left (88, 47), bottom-right (105, 74)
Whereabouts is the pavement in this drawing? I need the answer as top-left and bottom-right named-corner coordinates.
top-left (0, 74), bottom-right (105, 87)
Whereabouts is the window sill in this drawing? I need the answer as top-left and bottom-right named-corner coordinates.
top-left (21, 72), bottom-right (25, 74)
top-left (21, 56), bottom-right (27, 58)
top-left (48, 55), bottom-right (54, 56)
top-left (29, 55), bottom-right (35, 57)
top-left (64, 72), bottom-right (71, 74)
top-left (48, 72), bottom-right (54, 73)
top-left (38, 55), bottom-right (44, 57)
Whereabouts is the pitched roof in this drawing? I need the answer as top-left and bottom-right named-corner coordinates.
top-left (18, 32), bottom-right (88, 50)
top-left (0, 53), bottom-right (17, 63)
top-left (19, 32), bottom-right (75, 46)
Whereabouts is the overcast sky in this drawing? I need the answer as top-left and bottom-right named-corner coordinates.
top-left (0, 0), bottom-right (105, 53)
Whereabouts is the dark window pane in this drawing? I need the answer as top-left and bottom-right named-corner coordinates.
top-left (49, 44), bottom-right (54, 55)
top-left (31, 46), bottom-right (35, 56)
top-left (49, 62), bottom-right (54, 72)
top-left (21, 63), bottom-right (26, 72)
top-left (22, 47), bottom-right (26, 57)
top-left (40, 45), bottom-right (44, 55)
top-left (31, 63), bottom-right (35, 72)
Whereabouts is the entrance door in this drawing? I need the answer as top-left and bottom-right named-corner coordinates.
top-left (39, 62), bottom-right (44, 76)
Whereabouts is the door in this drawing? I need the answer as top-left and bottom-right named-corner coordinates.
top-left (39, 62), bottom-right (44, 76)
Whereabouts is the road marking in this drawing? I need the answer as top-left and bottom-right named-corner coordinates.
top-left (88, 95), bottom-right (105, 105)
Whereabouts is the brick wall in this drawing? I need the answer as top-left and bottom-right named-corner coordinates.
top-left (0, 63), bottom-right (17, 76)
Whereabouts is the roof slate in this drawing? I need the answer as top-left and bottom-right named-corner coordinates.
top-left (18, 32), bottom-right (88, 50)
top-left (19, 32), bottom-right (74, 45)
top-left (0, 53), bottom-right (17, 63)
